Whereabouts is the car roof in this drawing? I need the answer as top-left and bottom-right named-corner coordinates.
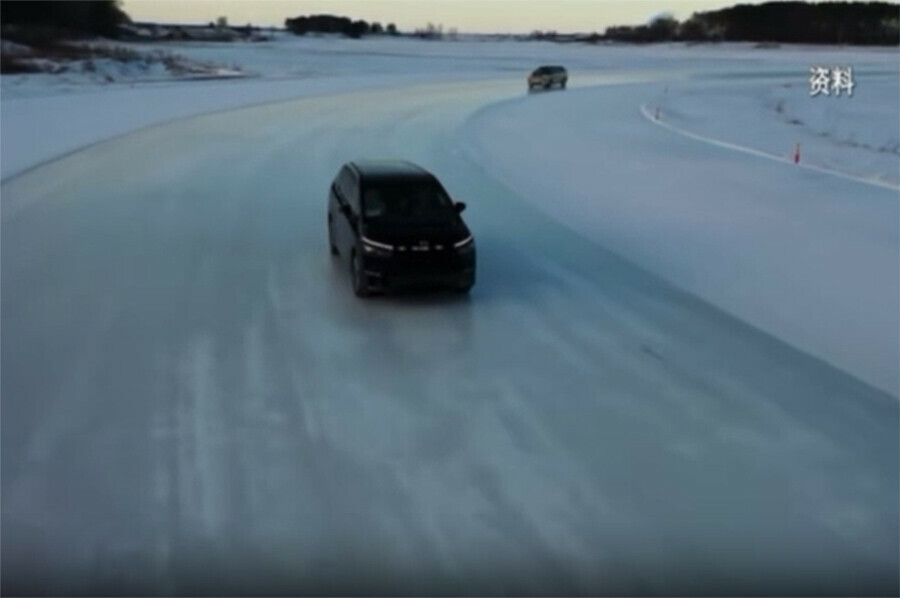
top-left (348, 160), bottom-right (433, 181)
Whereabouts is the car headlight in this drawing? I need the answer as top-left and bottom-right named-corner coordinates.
top-left (454, 235), bottom-right (474, 254)
top-left (362, 237), bottom-right (394, 257)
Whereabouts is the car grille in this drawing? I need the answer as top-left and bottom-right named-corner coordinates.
top-left (389, 246), bottom-right (458, 273)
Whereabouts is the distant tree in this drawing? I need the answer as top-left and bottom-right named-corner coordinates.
top-left (0, 0), bottom-right (131, 38)
top-left (677, 16), bottom-right (707, 41)
top-left (603, 1), bottom-right (899, 45)
top-left (413, 23), bottom-right (434, 38)
top-left (284, 16), bottom-right (305, 34)
top-left (285, 14), bottom-right (375, 37)
top-left (371, 21), bottom-right (384, 34)
top-left (687, 1), bottom-right (899, 45)
top-left (604, 25), bottom-right (633, 41)
top-left (347, 19), bottom-right (369, 38)
top-left (529, 30), bottom-right (563, 41)
top-left (216, 16), bottom-right (228, 28)
top-left (648, 14), bottom-right (678, 40)
top-left (386, 23), bottom-right (398, 35)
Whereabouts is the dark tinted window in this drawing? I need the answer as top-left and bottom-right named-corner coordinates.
top-left (362, 180), bottom-right (454, 223)
top-left (347, 171), bottom-right (360, 213)
top-left (338, 166), bottom-right (359, 213)
top-left (336, 167), bottom-right (350, 199)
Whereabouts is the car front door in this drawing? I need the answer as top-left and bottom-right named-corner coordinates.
top-left (334, 167), bottom-right (360, 263)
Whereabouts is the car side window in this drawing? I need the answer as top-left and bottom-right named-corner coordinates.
top-left (336, 167), bottom-right (358, 215)
top-left (334, 169), bottom-right (348, 203)
top-left (346, 172), bottom-right (360, 215)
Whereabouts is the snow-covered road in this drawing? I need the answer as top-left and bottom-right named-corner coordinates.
top-left (2, 72), bottom-right (898, 595)
top-left (462, 74), bottom-right (899, 396)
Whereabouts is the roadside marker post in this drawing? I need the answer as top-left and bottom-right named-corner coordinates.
top-left (793, 142), bottom-right (801, 164)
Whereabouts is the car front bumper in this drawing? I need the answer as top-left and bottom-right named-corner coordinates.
top-left (360, 250), bottom-right (476, 292)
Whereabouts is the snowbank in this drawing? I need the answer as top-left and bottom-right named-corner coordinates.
top-left (0, 40), bottom-right (244, 87)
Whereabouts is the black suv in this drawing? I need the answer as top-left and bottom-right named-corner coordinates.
top-left (528, 65), bottom-right (568, 91)
top-left (327, 161), bottom-right (476, 297)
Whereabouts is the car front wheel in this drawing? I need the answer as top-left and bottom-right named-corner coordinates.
top-left (351, 251), bottom-right (370, 298)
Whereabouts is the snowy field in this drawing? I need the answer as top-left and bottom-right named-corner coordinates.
top-left (461, 67), bottom-right (899, 395)
top-left (4, 35), bottom-right (897, 180)
top-left (2, 36), bottom-right (898, 595)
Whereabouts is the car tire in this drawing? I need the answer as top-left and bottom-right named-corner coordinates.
top-left (351, 251), bottom-right (370, 298)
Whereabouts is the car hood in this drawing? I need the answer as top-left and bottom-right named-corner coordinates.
top-left (363, 221), bottom-right (470, 248)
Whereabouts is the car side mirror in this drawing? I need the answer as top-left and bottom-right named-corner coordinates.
top-left (454, 201), bottom-right (467, 213)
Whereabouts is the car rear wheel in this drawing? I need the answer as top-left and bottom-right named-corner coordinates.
top-left (351, 251), bottom-right (370, 298)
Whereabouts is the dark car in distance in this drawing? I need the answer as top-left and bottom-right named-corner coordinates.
top-left (327, 160), bottom-right (476, 297)
top-left (528, 65), bottom-right (568, 91)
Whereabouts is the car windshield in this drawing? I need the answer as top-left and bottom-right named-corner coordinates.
top-left (363, 181), bottom-right (455, 223)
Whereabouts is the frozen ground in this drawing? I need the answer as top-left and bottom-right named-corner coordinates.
top-left (3, 36), bottom-right (896, 177)
top-left (1, 37), bottom-right (898, 595)
top-left (0, 72), bottom-right (502, 180)
top-left (461, 66), bottom-right (899, 395)
top-left (650, 75), bottom-right (900, 187)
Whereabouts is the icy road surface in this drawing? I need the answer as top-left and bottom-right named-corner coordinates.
top-left (2, 76), bottom-right (898, 595)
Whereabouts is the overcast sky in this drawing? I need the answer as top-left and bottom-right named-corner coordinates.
top-left (122, 0), bottom-right (769, 33)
